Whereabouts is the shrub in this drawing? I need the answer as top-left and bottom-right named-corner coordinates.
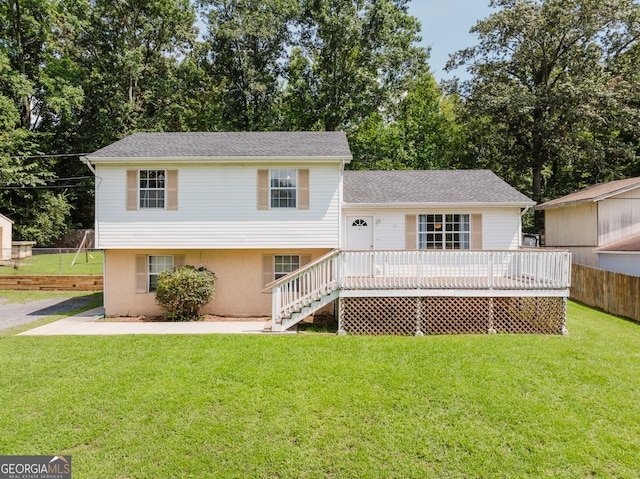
top-left (155, 265), bottom-right (216, 321)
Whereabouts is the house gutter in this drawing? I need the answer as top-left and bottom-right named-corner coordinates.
top-left (520, 204), bottom-right (532, 217)
top-left (83, 155), bottom-right (352, 165)
top-left (343, 202), bottom-right (536, 209)
top-left (81, 156), bottom-right (96, 176)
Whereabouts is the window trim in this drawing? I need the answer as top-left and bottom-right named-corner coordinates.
top-left (262, 253), bottom-right (311, 289)
top-left (274, 254), bottom-right (301, 280)
top-left (257, 169), bottom-right (309, 210)
top-left (270, 168), bottom-right (298, 209)
top-left (418, 214), bottom-right (471, 250)
top-left (139, 169), bottom-right (167, 209)
top-left (148, 255), bottom-right (174, 292)
top-left (136, 254), bottom-right (184, 293)
top-left (127, 170), bottom-right (178, 211)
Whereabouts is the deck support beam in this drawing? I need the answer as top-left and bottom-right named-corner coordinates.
top-left (414, 297), bottom-right (424, 336)
top-left (337, 296), bottom-right (347, 336)
top-left (487, 297), bottom-right (496, 334)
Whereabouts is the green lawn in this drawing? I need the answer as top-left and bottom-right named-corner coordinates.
top-left (0, 302), bottom-right (638, 478)
top-left (0, 251), bottom-right (103, 275)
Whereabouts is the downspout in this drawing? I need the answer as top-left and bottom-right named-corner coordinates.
top-left (81, 156), bottom-right (96, 176)
top-left (339, 158), bottom-right (346, 250)
top-left (520, 205), bottom-right (532, 248)
top-left (81, 156), bottom-right (104, 309)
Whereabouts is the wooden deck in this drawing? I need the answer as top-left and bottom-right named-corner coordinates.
top-left (269, 249), bottom-right (572, 333)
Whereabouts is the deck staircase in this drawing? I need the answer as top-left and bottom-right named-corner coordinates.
top-left (266, 250), bottom-right (341, 332)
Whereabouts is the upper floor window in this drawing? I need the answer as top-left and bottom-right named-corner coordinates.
top-left (270, 169), bottom-right (297, 208)
top-left (139, 170), bottom-right (165, 209)
top-left (418, 214), bottom-right (470, 250)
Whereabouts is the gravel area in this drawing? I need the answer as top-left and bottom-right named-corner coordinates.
top-left (0, 296), bottom-right (97, 331)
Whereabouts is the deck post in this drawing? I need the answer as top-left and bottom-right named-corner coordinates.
top-left (414, 297), bottom-right (424, 336)
top-left (337, 296), bottom-right (347, 336)
top-left (271, 285), bottom-right (282, 331)
top-left (487, 297), bottom-right (496, 334)
top-left (561, 297), bottom-right (569, 335)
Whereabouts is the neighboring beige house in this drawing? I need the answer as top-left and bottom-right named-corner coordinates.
top-left (0, 213), bottom-right (13, 261)
top-left (84, 132), bottom-right (571, 335)
top-left (536, 176), bottom-right (640, 275)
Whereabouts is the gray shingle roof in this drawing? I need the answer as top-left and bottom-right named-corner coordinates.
top-left (344, 170), bottom-right (534, 205)
top-left (87, 132), bottom-right (352, 159)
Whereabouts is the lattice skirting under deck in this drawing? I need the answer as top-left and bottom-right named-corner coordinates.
top-left (339, 296), bottom-right (567, 336)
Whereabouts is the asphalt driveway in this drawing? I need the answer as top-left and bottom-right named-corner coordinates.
top-left (0, 296), bottom-right (98, 331)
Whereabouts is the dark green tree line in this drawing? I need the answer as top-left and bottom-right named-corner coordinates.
top-left (4, 0), bottom-right (638, 243)
top-left (448, 0), bottom-right (640, 228)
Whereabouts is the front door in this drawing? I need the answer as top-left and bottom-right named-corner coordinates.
top-left (347, 216), bottom-right (373, 250)
top-left (346, 216), bottom-right (374, 277)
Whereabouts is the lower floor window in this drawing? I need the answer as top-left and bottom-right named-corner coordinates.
top-left (148, 255), bottom-right (174, 291)
top-left (274, 255), bottom-right (300, 280)
top-left (418, 214), bottom-right (470, 250)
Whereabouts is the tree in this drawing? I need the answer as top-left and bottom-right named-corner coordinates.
top-left (200, 0), bottom-right (299, 130)
top-left (448, 0), bottom-right (640, 227)
top-left (71, 0), bottom-right (197, 143)
top-left (0, 1), bottom-right (86, 240)
top-left (283, 0), bottom-right (427, 131)
top-left (348, 71), bottom-right (466, 170)
top-left (50, 0), bottom-right (198, 227)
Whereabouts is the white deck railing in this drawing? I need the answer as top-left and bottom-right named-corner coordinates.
top-left (341, 250), bottom-right (571, 290)
top-left (270, 249), bottom-right (571, 322)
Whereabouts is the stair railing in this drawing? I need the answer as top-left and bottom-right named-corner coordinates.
top-left (266, 250), bottom-right (341, 322)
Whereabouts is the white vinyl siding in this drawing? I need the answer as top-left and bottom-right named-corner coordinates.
top-left (343, 208), bottom-right (522, 250)
top-left (96, 163), bottom-right (341, 249)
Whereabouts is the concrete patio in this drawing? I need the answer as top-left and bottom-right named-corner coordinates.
top-left (18, 307), bottom-right (275, 336)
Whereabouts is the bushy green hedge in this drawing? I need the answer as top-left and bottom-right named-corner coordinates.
top-left (155, 265), bottom-right (216, 321)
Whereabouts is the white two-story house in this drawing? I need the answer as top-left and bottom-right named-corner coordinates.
top-left (84, 132), bottom-right (349, 318)
top-left (84, 132), bottom-right (571, 335)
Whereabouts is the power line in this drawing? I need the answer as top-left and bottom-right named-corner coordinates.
top-left (2, 152), bottom-right (88, 160)
top-left (0, 176), bottom-right (94, 187)
top-left (1, 185), bottom-right (83, 190)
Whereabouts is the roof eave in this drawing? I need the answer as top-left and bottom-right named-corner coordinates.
top-left (343, 201), bottom-right (535, 209)
top-left (534, 199), bottom-right (595, 210)
top-left (85, 155), bottom-right (352, 164)
top-left (535, 182), bottom-right (640, 210)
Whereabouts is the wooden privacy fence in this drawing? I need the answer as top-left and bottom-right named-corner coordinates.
top-left (571, 264), bottom-right (640, 322)
top-left (0, 275), bottom-right (103, 291)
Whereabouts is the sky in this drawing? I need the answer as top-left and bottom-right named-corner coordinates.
top-left (407, 1), bottom-right (494, 81)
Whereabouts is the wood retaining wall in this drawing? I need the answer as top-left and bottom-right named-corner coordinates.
top-left (0, 275), bottom-right (103, 291)
top-left (571, 264), bottom-right (640, 323)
